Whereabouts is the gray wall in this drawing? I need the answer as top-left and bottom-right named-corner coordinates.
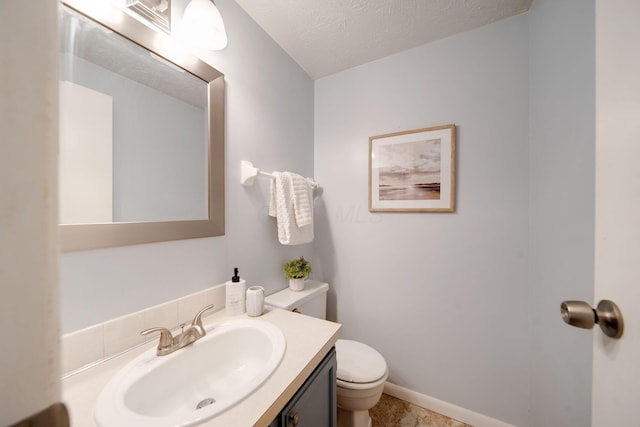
top-left (314, 16), bottom-right (531, 425)
top-left (314, 1), bottom-right (595, 425)
top-left (59, 0), bottom-right (315, 333)
top-left (527, 0), bottom-right (595, 425)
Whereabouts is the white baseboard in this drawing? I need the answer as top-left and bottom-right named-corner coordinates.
top-left (383, 382), bottom-right (515, 427)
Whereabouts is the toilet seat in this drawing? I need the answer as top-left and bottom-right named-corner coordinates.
top-left (335, 339), bottom-right (387, 384)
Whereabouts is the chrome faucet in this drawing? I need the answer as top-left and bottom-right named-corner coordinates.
top-left (141, 304), bottom-right (215, 356)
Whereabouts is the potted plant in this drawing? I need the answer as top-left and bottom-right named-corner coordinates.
top-left (283, 256), bottom-right (312, 291)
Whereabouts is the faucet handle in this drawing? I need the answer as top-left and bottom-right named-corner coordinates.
top-left (192, 304), bottom-right (215, 328)
top-left (140, 327), bottom-right (174, 351)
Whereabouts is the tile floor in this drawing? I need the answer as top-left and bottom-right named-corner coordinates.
top-left (369, 394), bottom-right (471, 427)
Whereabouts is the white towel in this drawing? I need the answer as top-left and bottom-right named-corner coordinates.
top-left (290, 173), bottom-right (313, 227)
top-left (269, 172), bottom-right (314, 245)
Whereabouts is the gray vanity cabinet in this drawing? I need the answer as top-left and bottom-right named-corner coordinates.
top-left (270, 347), bottom-right (337, 427)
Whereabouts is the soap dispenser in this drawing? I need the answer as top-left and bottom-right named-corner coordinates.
top-left (225, 267), bottom-right (246, 316)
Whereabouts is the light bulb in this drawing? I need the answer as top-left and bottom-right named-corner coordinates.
top-left (180, 0), bottom-right (228, 51)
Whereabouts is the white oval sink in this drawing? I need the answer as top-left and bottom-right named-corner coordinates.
top-left (95, 319), bottom-right (286, 427)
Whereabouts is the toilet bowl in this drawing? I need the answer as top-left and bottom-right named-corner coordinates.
top-left (335, 339), bottom-right (388, 427)
top-left (264, 281), bottom-right (388, 427)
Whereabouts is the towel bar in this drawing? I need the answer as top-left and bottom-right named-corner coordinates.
top-left (241, 160), bottom-right (275, 186)
top-left (240, 160), bottom-right (319, 188)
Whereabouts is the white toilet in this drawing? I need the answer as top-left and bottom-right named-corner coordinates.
top-left (265, 281), bottom-right (388, 427)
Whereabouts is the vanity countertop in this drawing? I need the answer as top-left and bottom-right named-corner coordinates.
top-left (62, 307), bottom-right (342, 426)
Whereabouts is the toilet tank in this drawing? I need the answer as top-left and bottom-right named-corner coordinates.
top-left (264, 280), bottom-right (328, 319)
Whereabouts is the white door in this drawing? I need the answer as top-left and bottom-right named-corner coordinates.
top-left (0, 0), bottom-right (61, 425)
top-left (593, 0), bottom-right (640, 425)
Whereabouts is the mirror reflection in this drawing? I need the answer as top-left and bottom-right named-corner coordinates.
top-left (60, 7), bottom-right (208, 224)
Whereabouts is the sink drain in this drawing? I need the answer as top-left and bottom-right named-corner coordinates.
top-left (196, 398), bottom-right (216, 410)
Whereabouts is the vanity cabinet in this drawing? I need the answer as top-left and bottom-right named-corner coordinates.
top-left (270, 348), bottom-right (337, 427)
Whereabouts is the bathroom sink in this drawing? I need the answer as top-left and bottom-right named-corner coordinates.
top-left (95, 319), bottom-right (286, 427)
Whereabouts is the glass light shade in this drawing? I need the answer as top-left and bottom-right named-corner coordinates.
top-left (180, 0), bottom-right (227, 50)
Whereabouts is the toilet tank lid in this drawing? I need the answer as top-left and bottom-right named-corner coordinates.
top-left (335, 339), bottom-right (387, 384)
top-left (264, 280), bottom-right (329, 310)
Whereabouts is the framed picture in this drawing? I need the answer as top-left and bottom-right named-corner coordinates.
top-left (369, 124), bottom-right (456, 212)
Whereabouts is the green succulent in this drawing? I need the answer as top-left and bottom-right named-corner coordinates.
top-left (283, 256), bottom-right (312, 279)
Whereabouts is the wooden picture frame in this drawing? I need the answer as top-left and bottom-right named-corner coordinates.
top-left (369, 124), bottom-right (456, 212)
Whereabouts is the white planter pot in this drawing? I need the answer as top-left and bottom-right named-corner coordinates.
top-left (289, 278), bottom-right (305, 292)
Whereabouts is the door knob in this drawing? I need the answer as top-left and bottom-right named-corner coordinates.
top-left (560, 299), bottom-right (623, 339)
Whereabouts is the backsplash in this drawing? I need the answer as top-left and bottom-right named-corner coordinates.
top-left (61, 283), bottom-right (226, 376)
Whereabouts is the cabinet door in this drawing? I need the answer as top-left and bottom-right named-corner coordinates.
top-left (271, 347), bottom-right (337, 427)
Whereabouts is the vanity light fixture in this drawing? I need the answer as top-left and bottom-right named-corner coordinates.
top-left (126, 0), bottom-right (171, 33)
top-left (180, 0), bottom-right (228, 50)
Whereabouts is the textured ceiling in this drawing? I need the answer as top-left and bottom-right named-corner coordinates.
top-left (234, 0), bottom-right (532, 79)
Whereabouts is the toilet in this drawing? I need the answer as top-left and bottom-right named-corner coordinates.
top-left (264, 281), bottom-right (388, 427)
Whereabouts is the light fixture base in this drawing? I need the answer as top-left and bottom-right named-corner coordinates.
top-left (126, 0), bottom-right (171, 33)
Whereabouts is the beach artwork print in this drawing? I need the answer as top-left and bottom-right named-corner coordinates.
top-left (378, 138), bottom-right (441, 201)
top-left (369, 124), bottom-right (455, 212)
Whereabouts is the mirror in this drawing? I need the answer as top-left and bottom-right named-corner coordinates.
top-left (60, 0), bottom-right (224, 252)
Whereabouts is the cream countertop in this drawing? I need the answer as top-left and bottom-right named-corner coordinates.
top-left (62, 307), bottom-right (342, 427)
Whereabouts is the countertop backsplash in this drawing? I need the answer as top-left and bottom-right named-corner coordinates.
top-left (60, 283), bottom-right (226, 376)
